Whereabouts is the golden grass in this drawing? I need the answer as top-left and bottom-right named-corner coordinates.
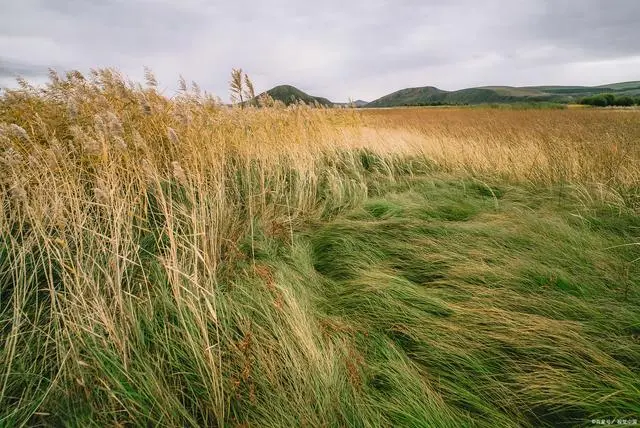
top-left (359, 108), bottom-right (640, 195)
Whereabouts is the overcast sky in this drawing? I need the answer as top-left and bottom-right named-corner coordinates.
top-left (1, 0), bottom-right (639, 102)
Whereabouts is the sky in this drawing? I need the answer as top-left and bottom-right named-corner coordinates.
top-left (1, 0), bottom-right (639, 102)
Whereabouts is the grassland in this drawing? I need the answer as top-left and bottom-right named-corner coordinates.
top-left (1, 70), bottom-right (639, 427)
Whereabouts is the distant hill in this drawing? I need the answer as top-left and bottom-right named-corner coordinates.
top-left (333, 100), bottom-right (370, 108)
top-left (366, 81), bottom-right (640, 107)
top-left (250, 81), bottom-right (640, 109)
top-left (257, 85), bottom-right (334, 107)
top-left (594, 81), bottom-right (640, 90)
top-left (366, 87), bottom-right (446, 107)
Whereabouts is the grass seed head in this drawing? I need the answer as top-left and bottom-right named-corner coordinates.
top-left (167, 127), bottom-right (180, 145)
top-left (171, 160), bottom-right (187, 185)
top-left (9, 124), bottom-right (30, 141)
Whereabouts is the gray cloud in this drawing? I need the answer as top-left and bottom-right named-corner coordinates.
top-left (0, 58), bottom-right (49, 78)
top-left (1, 0), bottom-right (639, 101)
top-left (529, 0), bottom-right (640, 57)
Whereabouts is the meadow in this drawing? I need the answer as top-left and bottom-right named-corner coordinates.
top-left (1, 69), bottom-right (639, 427)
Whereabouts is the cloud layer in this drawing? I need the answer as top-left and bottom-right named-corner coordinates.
top-left (2, 0), bottom-right (639, 101)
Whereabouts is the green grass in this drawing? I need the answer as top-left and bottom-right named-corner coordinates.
top-left (266, 173), bottom-right (639, 427)
top-left (3, 166), bottom-right (639, 427)
top-left (304, 175), bottom-right (640, 426)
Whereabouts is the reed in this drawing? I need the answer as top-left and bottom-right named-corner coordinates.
top-left (1, 69), bottom-right (638, 427)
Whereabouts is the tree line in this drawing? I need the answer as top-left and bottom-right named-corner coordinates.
top-left (579, 93), bottom-right (640, 107)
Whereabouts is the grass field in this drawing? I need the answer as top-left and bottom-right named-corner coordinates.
top-left (1, 70), bottom-right (639, 427)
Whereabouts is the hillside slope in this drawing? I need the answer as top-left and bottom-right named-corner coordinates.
top-left (367, 81), bottom-right (640, 107)
top-left (258, 85), bottom-right (334, 106)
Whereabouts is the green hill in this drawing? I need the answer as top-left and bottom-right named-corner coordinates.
top-left (594, 81), bottom-right (640, 90)
top-left (259, 85), bottom-right (334, 107)
top-left (366, 81), bottom-right (640, 107)
top-left (365, 86), bottom-right (447, 107)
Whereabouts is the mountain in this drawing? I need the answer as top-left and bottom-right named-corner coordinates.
top-left (258, 85), bottom-right (334, 107)
top-left (333, 100), bottom-right (370, 108)
top-left (366, 81), bottom-right (640, 107)
top-left (366, 87), bottom-right (447, 107)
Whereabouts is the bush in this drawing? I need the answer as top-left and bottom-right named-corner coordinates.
top-left (580, 94), bottom-right (609, 107)
top-left (580, 93), bottom-right (639, 107)
top-left (603, 93), bottom-right (616, 105)
top-left (614, 96), bottom-right (635, 106)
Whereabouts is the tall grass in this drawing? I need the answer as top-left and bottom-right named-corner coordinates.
top-left (1, 69), bottom-right (639, 426)
top-left (0, 69), bottom-right (369, 426)
top-left (361, 107), bottom-right (640, 204)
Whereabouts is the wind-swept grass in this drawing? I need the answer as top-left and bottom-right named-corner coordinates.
top-left (0, 69), bottom-right (638, 427)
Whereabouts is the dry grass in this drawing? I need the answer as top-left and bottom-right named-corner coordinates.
top-left (0, 69), bottom-right (366, 426)
top-left (360, 108), bottom-right (640, 197)
top-left (1, 69), bottom-right (639, 426)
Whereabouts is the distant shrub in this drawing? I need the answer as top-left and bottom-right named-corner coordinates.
top-left (615, 96), bottom-right (635, 106)
top-left (483, 102), bottom-right (566, 110)
top-left (603, 93), bottom-right (616, 105)
top-left (579, 93), bottom-right (639, 107)
top-left (580, 94), bottom-right (608, 107)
